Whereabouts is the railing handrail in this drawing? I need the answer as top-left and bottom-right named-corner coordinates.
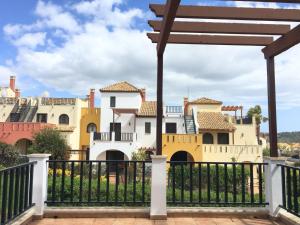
top-left (166, 106), bottom-right (183, 113)
top-left (0, 161), bottom-right (36, 172)
top-left (202, 144), bottom-right (261, 147)
top-left (167, 161), bottom-right (267, 165)
top-left (47, 160), bottom-right (152, 163)
top-left (277, 164), bottom-right (300, 170)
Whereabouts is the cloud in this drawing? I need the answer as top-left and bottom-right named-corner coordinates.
top-left (0, 66), bottom-right (15, 86)
top-left (13, 32), bottom-right (46, 48)
top-left (1, 0), bottom-right (300, 114)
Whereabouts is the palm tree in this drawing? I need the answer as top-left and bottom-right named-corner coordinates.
top-left (247, 105), bottom-right (268, 144)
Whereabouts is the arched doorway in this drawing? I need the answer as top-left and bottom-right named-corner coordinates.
top-left (15, 138), bottom-right (32, 155)
top-left (170, 151), bottom-right (194, 162)
top-left (96, 150), bottom-right (129, 161)
top-left (203, 133), bottom-right (214, 144)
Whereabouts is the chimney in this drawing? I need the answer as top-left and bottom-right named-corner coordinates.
top-left (10, 76), bottom-right (16, 91)
top-left (184, 97), bottom-right (189, 115)
top-left (15, 89), bottom-right (20, 98)
top-left (140, 88), bottom-right (146, 102)
top-left (89, 89), bottom-right (95, 108)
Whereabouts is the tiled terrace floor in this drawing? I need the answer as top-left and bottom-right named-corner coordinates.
top-left (29, 217), bottom-right (284, 225)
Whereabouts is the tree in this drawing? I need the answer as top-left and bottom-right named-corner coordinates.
top-left (0, 142), bottom-right (20, 167)
top-left (28, 128), bottom-right (70, 160)
top-left (247, 105), bottom-right (268, 144)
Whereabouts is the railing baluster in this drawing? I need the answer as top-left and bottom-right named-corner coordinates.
top-left (293, 168), bottom-right (298, 213)
top-left (142, 162), bottom-right (145, 203)
top-left (181, 163), bottom-right (184, 203)
top-left (233, 164), bottom-right (237, 203)
top-left (24, 165), bottom-right (29, 208)
top-left (241, 164), bottom-right (245, 204)
top-left (61, 161), bottom-right (66, 203)
top-left (250, 164), bottom-right (254, 204)
top-left (259, 164), bottom-right (263, 205)
top-left (19, 167), bottom-right (25, 212)
top-left (216, 163), bottom-right (219, 203)
top-left (224, 164), bottom-right (228, 203)
top-left (189, 163), bottom-right (193, 203)
top-left (115, 161), bottom-right (119, 204)
top-left (172, 163), bottom-right (176, 203)
top-left (51, 161), bottom-right (57, 203)
top-left (198, 163), bottom-right (202, 203)
top-left (70, 162), bottom-right (74, 203)
top-left (124, 162), bottom-right (128, 204)
top-left (287, 167), bottom-right (292, 210)
top-left (88, 162), bottom-right (92, 203)
top-left (1, 171), bottom-right (8, 224)
top-left (106, 161), bottom-right (109, 203)
top-left (207, 163), bottom-right (210, 203)
top-left (29, 164), bottom-right (34, 206)
top-left (133, 161), bottom-right (137, 203)
top-left (97, 162), bottom-right (101, 202)
top-left (7, 169), bottom-right (15, 220)
top-left (79, 161), bottom-right (84, 203)
top-left (14, 167), bottom-right (20, 216)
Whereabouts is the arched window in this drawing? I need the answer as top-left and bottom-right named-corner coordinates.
top-left (59, 114), bottom-right (69, 125)
top-left (203, 133), bottom-right (214, 144)
top-left (87, 123), bottom-right (97, 133)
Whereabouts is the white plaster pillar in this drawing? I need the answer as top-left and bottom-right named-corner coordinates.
top-left (264, 157), bottom-right (286, 217)
top-left (150, 155), bottom-right (167, 220)
top-left (28, 154), bottom-right (51, 217)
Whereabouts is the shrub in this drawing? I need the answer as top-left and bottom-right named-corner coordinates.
top-left (28, 128), bottom-right (70, 160)
top-left (0, 142), bottom-right (20, 167)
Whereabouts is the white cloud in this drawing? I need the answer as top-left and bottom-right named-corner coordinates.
top-left (13, 32), bottom-right (46, 48)
top-left (0, 66), bottom-right (15, 86)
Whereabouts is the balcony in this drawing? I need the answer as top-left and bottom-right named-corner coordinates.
top-left (165, 106), bottom-right (183, 117)
top-left (234, 116), bottom-right (253, 124)
top-left (93, 132), bottom-right (135, 142)
top-left (163, 134), bottom-right (201, 144)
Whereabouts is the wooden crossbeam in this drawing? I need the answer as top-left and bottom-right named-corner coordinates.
top-left (150, 4), bottom-right (300, 21)
top-left (148, 33), bottom-right (274, 46)
top-left (262, 24), bottom-right (300, 57)
top-left (222, 0), bottom-right (300, 3)
top-left (149, 20), bottom-right (290, 35)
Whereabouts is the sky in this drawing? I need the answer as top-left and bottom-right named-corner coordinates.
top-left (0, 0), bottom-right (299, 132)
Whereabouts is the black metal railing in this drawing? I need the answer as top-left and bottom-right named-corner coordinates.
top-left (279, 164), bottom-right (300, 217)
top-left (167, 161), bottom-right (267, 207)
top-left (166, 106), bottom-right (183, 114)
top-left (93, 132), bottom-right (111, 141)
top-left (0, 162), bottom-right (35, 225)
top-left (46, 160), bottom-right (151, 206)
top-left (236, 116), bottom-right (253, 125)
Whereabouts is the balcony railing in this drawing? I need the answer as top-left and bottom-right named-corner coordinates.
top-left (120, 133), bottom-right (133, 142)
top-left (235, 116), bottom-right (253, 125)
top-left (163, 134), bottom-right (201, 144)
top-left (93, 132), bottom-right (134, 142)
top-left (166, 106), bottom-right (183, 114)
top-left (94, 132), bottom-right (111, 141)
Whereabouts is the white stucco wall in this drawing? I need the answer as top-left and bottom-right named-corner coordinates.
top-left (136, 117), bottom-right (156, 149)
top-left (234, 118), bottom-right (258, 145)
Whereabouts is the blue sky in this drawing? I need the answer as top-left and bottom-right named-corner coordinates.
top-left (0, 0), bottom-right (300, 132)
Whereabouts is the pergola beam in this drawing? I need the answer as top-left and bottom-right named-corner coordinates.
top-left (222, 0), bottom-right (300, 3)
top-left (149, 20), bottom-right (290, 35)
top-left (148, 33), bottom-right (274, 46)
top-left (150, 4), bottom-right (300, 21)
top-left (262, 24), bottom-right (300, 58)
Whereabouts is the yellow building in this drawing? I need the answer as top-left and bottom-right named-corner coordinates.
top-left (162, 134), bottom-right (203, 162)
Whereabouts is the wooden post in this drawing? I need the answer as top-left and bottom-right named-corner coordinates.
top-left (156, 54), bottom-right (163, 155)
top-left (266, 57), bottom-right (278, 157)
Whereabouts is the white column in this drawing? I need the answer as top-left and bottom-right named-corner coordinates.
top-left (264, 157), bottom-right (286, 216)
top-left (28, 154), bottom-right (51, 217)
top-left (150, 155), bottom-right (167, 220)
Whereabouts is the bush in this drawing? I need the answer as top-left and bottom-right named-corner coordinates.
top-left (28, 128), bottom-right (70, 160)
top-left (0, 142), bottom-right (21, 167)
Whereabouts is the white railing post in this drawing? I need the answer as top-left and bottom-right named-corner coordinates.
top-left (150, 155), bottom-right (167, 220)
top-left (28, 154), bottom-right (51, 217)
top-left (264, 157), bottom-right (286, 217)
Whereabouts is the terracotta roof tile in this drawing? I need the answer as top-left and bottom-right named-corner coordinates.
top-left (100, 81), bottom-right (140, 93)
top-left (189, 97), bottom-right (222, 105)
top-left (197, 112), bottom-right (235, 131)
top-left (137, 101), bottom-right (156, 117)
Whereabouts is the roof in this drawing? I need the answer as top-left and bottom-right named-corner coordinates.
top-left (189, 97), bottom-right (222, 105)
top-left (197, 112), bottom-right (235, 131)
top-left (137, 101), bottom-right (156, 117)
top-left (100, 81), bottom-right (140, 93)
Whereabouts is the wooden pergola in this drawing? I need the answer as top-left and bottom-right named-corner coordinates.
top-left (147, 0), bottom-right (300, 157)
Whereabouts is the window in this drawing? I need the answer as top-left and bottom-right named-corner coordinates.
top-left (203, 133), bottom-right (214, 144)
top-left (110, 96), bottom-right (116, 107)
top-left (217, 133), bottom-right (230, 145)
top-left (166, 123), bottom-right (177, 134)
top-left (145, 122), bottom-right (151, 134)
top-left (37, 113), bottom-right (47, 123)
top-left (87, 123), bottom-right (97, 133)
top-left (59, 114), bottom-right (69, 125)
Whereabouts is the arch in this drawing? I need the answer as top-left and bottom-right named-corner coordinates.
top-left (170, 150), bottom-right (194, 162)
top-left (59, 114), bottom-right (69, 125)
top-left (203, 132), bottom-right (214, 144)
top-left (15, 138), bottom-right (32, 155)
top-left (87, 123), bottom-right (97, 133)
top-left (96, 150), bottom-right (130, 161)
